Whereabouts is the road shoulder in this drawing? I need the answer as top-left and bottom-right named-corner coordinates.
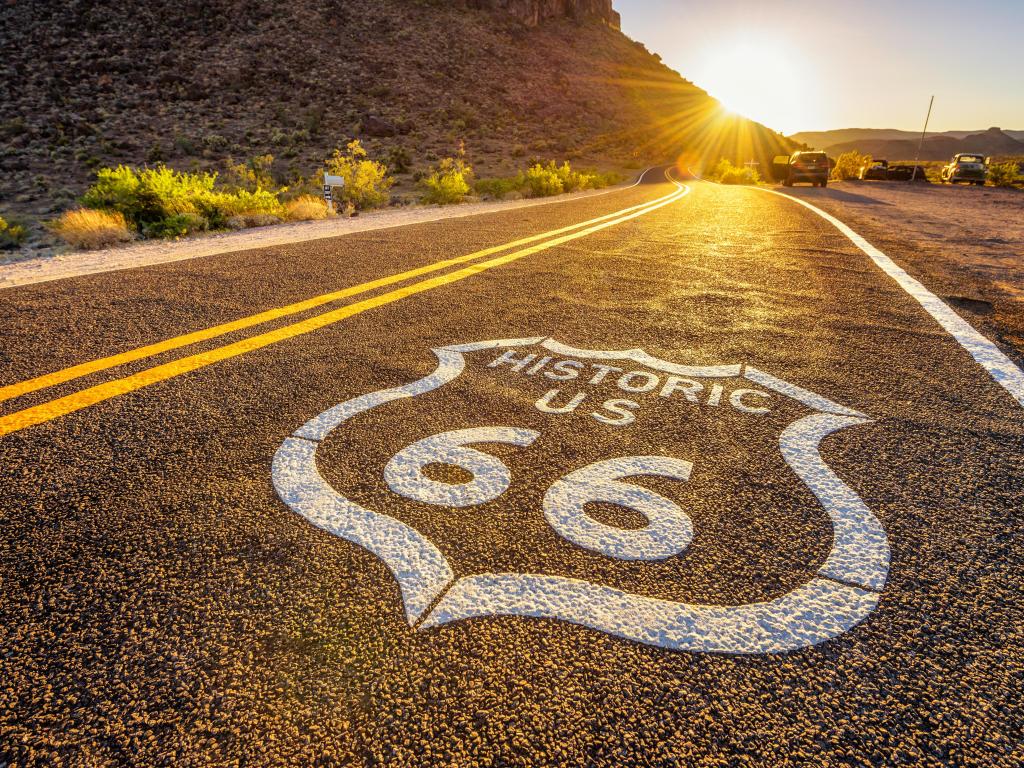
top-left (0, 177), bottom-right (647, 290)
top-left (776, 180), bottom-right (1024, 368)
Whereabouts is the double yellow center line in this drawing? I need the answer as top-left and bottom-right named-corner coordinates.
top-left (0, 175), bottom-right (689, 438)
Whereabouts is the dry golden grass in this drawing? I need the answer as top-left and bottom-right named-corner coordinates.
top-left (284, 195), bottom-right (334, 221)
top-left (51, 209), bottom-right (133, 249)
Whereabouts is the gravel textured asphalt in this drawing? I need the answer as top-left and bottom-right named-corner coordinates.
top-left (1, 171), bottom-right (1022, 766)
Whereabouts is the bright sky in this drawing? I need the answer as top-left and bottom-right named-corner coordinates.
top-left (616, 0), bottom-right (1024, 136)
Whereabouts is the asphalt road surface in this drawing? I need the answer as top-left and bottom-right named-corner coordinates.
top-left (2, 170), bottom-right (1022, 766)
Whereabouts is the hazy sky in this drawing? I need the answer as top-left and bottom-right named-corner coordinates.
top-left (616, 0), bottom-right (1024, 135)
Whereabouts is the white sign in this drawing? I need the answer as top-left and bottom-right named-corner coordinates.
top-left (272, 337), bottom-right (890, 655)
top-left (323, 174), bottom-right (346, 187)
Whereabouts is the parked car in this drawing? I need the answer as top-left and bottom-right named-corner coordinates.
top-left (888, 164), bottom-right (931, 182)
top-left (782, 151), bottom-right (829, 187)
top-left (859, 159), bottom-right (889, 180)
top-left (941, 153), bottom-right (988, 185)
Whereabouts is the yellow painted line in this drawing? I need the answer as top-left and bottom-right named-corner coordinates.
top-left (0, 182), bottom-right (677, 405)
top-left (0, 182), bottom-right (689, 438)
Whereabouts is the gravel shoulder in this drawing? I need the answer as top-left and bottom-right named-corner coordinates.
top-left (781, 180), bottom-right (1024, 353)
top-left (0, 180), bottom-right (641, 289)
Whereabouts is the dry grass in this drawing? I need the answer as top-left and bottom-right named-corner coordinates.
top-left (51, 209), bottom-right (133, 249)
top-left (284, 195), bottom-right (334, 221)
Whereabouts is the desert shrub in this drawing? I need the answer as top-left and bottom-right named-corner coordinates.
top-left (524, 162), bottom-right (566, 197)
top-left (203, 133), bottom-right (228, 150)
top-left (387, 146), bottom-right (412, 175)
top-left (475, 162), bottom-right (620, 200)
top-left (710, 159), bottom-right (760, 185)
top-left (304, 105), bottom-right (325, 135)
top-left (174, 134), bottom-right (196, 155)
top-left (420, 156), bottom-right (474, 204)
top-left (285, 195), bottom-right (333, 221)
top-left (988, 161), bottom-right (1022, 187)
top-left (145, 212), bottom-right (209, 239)
top-left (51, 209), bottom-right (133, 249)
top-left (226, 154), bottom-right (277, 191)
top-left (81, 165), bottom-right (285, 238)
top-left (82, 165), bottom-right (214, 228)
top-left (0, 215), bottom-right (27, 249)
top-left (832, 151), bottom-right (870, 180)
top-left (475, 175), bottom-right (525, 200)
top-left (0, 118), bottom-right (28, 140)
top-left (216, 188), bottom-right (283, 217)
top-left (584, 169), bottom-right (623, 189)
top-left (923, 162), bottom-right (945, 183)
top-left (523, 161), bottom-right (620, 197)
top-left (324, 140), bottom-right (394, 209)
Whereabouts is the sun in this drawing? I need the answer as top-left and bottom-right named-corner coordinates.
top-left (694, 40), bottom-right (812, 136)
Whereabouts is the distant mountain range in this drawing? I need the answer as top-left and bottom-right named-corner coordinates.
top-left (789, 127), bottom-right (1024, 160)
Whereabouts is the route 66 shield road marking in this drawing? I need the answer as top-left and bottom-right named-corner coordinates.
top-left (272, 338), bottom-right (889, 655)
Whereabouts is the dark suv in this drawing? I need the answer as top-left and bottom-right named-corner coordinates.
top-left (783, 151), bottom-right (829, 187)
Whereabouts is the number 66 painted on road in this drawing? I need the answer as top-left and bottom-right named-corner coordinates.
top-left (272, 338), bottom-right (891, 654)
top-left (384, 426), bottom-right (694, 561)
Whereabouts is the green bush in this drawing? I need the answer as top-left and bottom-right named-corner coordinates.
top-left (0, 217), bottom-right (26, 248)
top-left (217, 188), bottom-right (283, 217)
top-left (832, 151), bottom-right (870, 180)
top-left (475, 175), bottom-right (525, 200)
top-left (203, 133), bottom-right (228, 151)
top-left (174, 134), bottom-right (196, 156)
top-left (324, 140), bottom-right (394, 209)
top-left (146, 212), bottom-right (208, 239)
top-left (80, 164), bottom-right (285, 238)
top-left (988, 161), bottom-right (1022, 187)
top-left (226, 154), bottom-right (277, 192)
top-left (420, 156), bottom-right (474, 205)
top-left (0, 214), bottom-right (27, 248)
top-left (710, 159), bottom-right (760, 185)
top-left (387, 146), bottom-right (412, 175)
top-left (476, 162), bottom-right (620, 200)
top-left (524, 162), bottom-right (565, 197)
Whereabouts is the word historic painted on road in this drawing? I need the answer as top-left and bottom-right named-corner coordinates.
top-left (272, 338), bottom-right (890, 654)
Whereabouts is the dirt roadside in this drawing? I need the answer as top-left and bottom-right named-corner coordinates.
top-left (780, 180), bottom-right (1024, 357)
top-left (0, 178), bottom-right (644, 289)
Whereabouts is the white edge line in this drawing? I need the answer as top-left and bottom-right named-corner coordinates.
top-left (751, 185), bottom-right (1024, 409)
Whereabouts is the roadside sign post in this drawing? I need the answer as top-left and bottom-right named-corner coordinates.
top-left (910, 95), bottom-right (935, 183)
top-left (323, 173), bottom-right (345, 212)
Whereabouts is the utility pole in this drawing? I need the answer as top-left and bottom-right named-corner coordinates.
top-left (911, 95), bottom-right (935, 182)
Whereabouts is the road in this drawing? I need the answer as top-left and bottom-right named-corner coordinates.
top-left (1, 169), bottom-right (1022, 766)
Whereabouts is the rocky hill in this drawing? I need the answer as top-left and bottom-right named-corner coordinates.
top-left (0, 0), bottom-right (792, 225)
top-left (473, 0), bottom-right (620, 28)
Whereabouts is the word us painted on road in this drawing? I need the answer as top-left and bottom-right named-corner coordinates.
top-left (272, 338), bottom-right (890, 655)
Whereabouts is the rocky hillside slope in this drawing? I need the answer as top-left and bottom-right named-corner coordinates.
top-left (0, 0), bottom-right (791, 224)
top-left (473, 0), bottom-right (620, 28)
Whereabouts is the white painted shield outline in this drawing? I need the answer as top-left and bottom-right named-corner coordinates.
top-left (272, 338), bottom-right (889, 654)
